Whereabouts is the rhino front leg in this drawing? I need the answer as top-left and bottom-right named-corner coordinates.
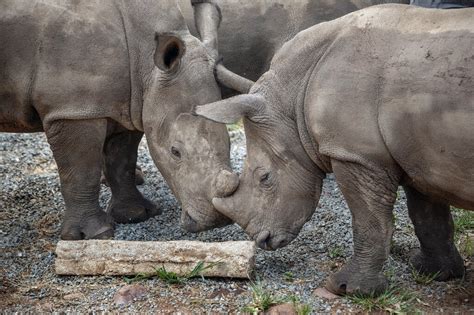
top-left (404, 186), bottom-right (465, 280)
top-left (103, 129), bottom-right (160, 223)
top-left (326, 160), bottom-right (400, 296)
top-left (46, 119), bottom-right (114, 240)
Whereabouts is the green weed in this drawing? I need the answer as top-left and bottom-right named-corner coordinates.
top-left (226, 120), bottom-right (243, 132)
top-left (288, 295), bottom-right (312, 315)
top-left (410, 267), bottom-right (440, 285)
top-left (452, 208), bottom-right (474, 239)
top-left (124, 261), bottom-right (221, 285)
top-left (348, 285), bottom-right (420, 314)
top-left (283, 271), bottom-right (295, 282)
top-left (242, 280), bottom-right (285, 314)
top-left (452, 208), bottom-right (474, 258)
top-left (328, 245), bottom-right (344, 259)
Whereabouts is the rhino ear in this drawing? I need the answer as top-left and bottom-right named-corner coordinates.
top-left (154, 33), bottom-right (185, 72)
top-left (194, 94), bottom-right (266, 124)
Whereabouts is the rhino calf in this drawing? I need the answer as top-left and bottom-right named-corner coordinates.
top-left (197, 4), bottom-right (474, 295)
top-left (1, 0), bottom-right (239, 240)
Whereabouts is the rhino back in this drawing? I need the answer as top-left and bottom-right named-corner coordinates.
top-left (303, 5), bottom-right (473, 207)
top-left (375, 8), bottom-right (474, 207)
top-left (0, 0), bottom-right (131, 131)
top-left (179, 0), bottom-right (408, 85)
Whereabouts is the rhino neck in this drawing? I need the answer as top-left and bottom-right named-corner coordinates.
top-left (256, 22), bottom-right (337, 174)
top-left (115, 0), bottom-right (189, 131)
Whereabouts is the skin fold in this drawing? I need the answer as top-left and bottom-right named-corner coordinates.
top-left (196, 4), bottom-right (473, 295)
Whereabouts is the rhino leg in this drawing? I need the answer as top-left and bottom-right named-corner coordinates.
top-left (46, 119), bottom-right (114, 240)
top-left (101, 166), bottom-right (144, 186)
top-left (103, 129), bottom-right (161, 223)
top-left (404, 186), bottom-right (465, 280)
top-left (326, 160), bottom-right (399, 296)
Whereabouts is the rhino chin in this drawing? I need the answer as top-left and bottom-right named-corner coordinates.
top-left (180, 206), bottom-right (232, 233)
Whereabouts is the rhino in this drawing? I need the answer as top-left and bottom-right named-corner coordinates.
top-left (180, 0), bottom-right (410, 94)
top-left (0, 0), bottom-right (240, 240)
top-left (196, 4), bottom-right (474, 295)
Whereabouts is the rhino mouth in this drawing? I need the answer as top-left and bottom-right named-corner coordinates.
top-left (253, 230), bottom-right (296, 250)
top-left (180, 204), bottom-right (232, 233)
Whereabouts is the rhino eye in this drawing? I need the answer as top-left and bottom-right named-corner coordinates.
top-left (171, 146), bottom-right (181, 159)
top-left (260, 172), bottom-right (271, 185)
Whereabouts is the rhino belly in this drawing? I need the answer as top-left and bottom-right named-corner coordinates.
top-left (379, 97), bottom-right (474, 209)
top-left (0, 4), bottom-right (43, 132)
top-left (0, 1), bottom-right (132, 131)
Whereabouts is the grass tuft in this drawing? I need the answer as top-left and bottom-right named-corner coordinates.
top-left (283, 271), bottom-right (295, 282)
top-left (242, 280), bottom-right (283, 314)
top-left (452, 208), bottom-right (474, 258)
top-left (452, 208), bottom-right (473, 238)
top-left (288, 295), bottom-right (312, 315)
top-left (348, 285), bottom-right (420, 314)
top-left (242, 281), bottom-right (312, 315)
top-left (328, 245), bottom-right (344, 259)
top-left (124, 261), bottom-right (221, 285)
top-left (410, 267), bottom-right (440, 285)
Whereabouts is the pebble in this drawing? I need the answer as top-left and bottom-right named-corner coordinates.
top-left (265, 303), bottom-right (297, 315)
top-left (113, 284), bottom-right (148, 306)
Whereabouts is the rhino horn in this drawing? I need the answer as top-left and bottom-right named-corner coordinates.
top-left (215, 63), bottom-right (255, 94)
top-left (192, 1), bottom-right (255, 93)
top-left (192, 0), bottom-right (221, 59)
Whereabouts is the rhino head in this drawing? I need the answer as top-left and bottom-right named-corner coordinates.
top-left (138, 7), bottom-right (243, 231)
top-left (195, 93), bottom-right (325, 249)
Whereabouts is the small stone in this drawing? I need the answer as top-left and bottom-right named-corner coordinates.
top-left (113, 284), bottom-right (148, 306)
top-left (63, 292), bottom-right (85, 300)
top-left (313, 287), bottom-right (340, 300)
top-left (265, 303), bottom-right (297, 315)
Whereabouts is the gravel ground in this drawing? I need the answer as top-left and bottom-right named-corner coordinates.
top-left (1, 129), bottom-right (472, 313)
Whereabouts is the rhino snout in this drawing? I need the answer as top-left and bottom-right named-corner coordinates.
top-left (212, 169), bottom-right (239, 198)
top-left (255, 230), bottom-right (293, 251)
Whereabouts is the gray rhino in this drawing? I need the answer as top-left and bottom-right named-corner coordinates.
top-left (180, 0), bottom-right (410, 94)
top-left (0, 0), bottom-right (239, 239)
top-left (162, 0), bottom-right (413, 234)
top-left (196, 4), bottom-right (474, 295)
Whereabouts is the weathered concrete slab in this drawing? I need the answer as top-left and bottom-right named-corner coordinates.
top-left (55, 240), bottom-right (255, 278)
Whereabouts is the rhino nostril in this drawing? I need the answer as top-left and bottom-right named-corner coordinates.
top-left (268, 234), bottom-right (291, 249)
top-left (255, 230), bottom-right (271, 250)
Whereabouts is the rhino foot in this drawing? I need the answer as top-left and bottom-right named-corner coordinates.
top-left (325, 263), bottom-right (388, 296)
top-left (409, 248), bottom-right (465, 281)
top-left (107, 195), bottom-right (161, 224)
top-left (61, 210), bottom-right (115, 240)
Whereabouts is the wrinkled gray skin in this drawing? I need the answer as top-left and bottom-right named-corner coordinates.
top-left (197, 5), bottom-right (474, 295)
top-left (180, 0), bottom-right (409, 93)
top-left (0, 0), bottom-right (238, 239)
top-left (167, 0), bottom-right (411, 233)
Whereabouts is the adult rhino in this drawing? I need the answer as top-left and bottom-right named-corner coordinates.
top-left (0, 0), bottom-right (239, 240)
top-left (196, 5), bottom-right (474, 295)
top-left (167, 0), bottom-right (413, 233)
top-left (180, 0), bottom-right (410, 94)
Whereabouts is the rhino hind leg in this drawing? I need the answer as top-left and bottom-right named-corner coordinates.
top-left (100, 165), bottom-right (144, 186)
top-left (326, 160), bottom-right (400, 296)
top-left (404, 186), bottom-right (465, 281)
top-left (103, 129), bottom-right (161, 224)
top-left (46, 119), bottom-right (115, 240)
